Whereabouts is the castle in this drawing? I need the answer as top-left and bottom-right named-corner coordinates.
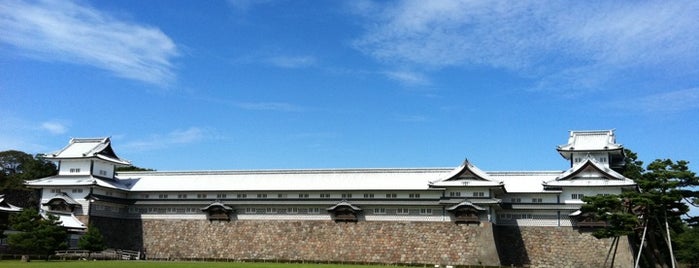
top-left (23, 130), bottom-right (637, 267)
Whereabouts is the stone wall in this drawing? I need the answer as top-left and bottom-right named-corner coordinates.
top-left (494, 226), bottom-right (634, 268)
top-left (92, 218), bottom-right (635, 267)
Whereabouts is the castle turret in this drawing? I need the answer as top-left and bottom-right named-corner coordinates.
top-left (43, 137), bottom-right (130, 179)
top-left (556, 130), bottom-right (625, 171)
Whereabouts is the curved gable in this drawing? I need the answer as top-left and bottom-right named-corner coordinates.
top-left (430, 159), bottom-right (501, 187)
top-left (544, 158), bottom-right (635, 187)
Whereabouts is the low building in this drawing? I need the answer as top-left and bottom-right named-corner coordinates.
top-left (23, 130), bottom-right (637, 266)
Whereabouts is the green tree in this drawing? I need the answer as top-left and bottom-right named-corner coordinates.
top-left (581, 149), bottom-right (699, 267)
top-left (115, 165), bottom-right (155, 172)
top-left (78, 225), bottom-right (106, 256)
top-left (676, 226), bottom-right (699, 267)
top-left (0, 150), bottom-right (57, 189)
top-left (0, 150), bottom-right (57, 208)
top-left (7, 208), bottom-right (68, 260)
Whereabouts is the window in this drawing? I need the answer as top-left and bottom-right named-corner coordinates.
top-left (158, 194), bottom-right (168, 199)
top-left (574, 158), bottom-right (582, 163)
top-left (98, 170), bottom-right (108, 176)
top-left (235, 194), bottom-right (245, 198)
top-left (69, 168), bottom-right (80, 173)
top-left (600, 157), bottom-right (607, 163)
top-left (571, 193), bottom-right (584, 200)
top-left (396, 208), bottom-right (409, 215)
top-left (256, 193), bottom-right (267, 198)
top-left (309, 208), bottom-right (320, 214)
top-left (420, 208), bottom-right (433, 215)
top-left (472, 192), bottom-right (485, 197)
top-left (532, 198), bottom-right (543, 203)
top-left (363, 193), bottom-right (374, 198)
top-left (385, 193), bottom-right (397, 199)
top-left (409, 193), bottom-right (420, 198)
top-left (106, 191), bottom-right (113, 196)
top-left (141, 194), bottom-right (149, 199)
top-left (166, 208), bottom-right (177, 214)
top-left (320, 193), bottom-right (331, 198)
top-left (277, 194), bottom-right (287, 198)
top-left (266, 208), bottom-right (277, 214)
top-left (341, 193), bottom-right (352, 199)
top-left (185, 208), bottom-right (198, 213)
top-left (298, 193), bottom-right (309, 198)
top-left (288, 207), bottom-right (299, 214)
top-left (510, 198), bottom-right (521, 203)
top-left (449, 192), bottom-right (461, 197)
top-left (72, 189), bottom-right (83, 193)
top-left (197, 194), bottom-right (207, 199)
top-left (216, 193), bottom-right (228, 199)
top-left (177, 194), bottom-right (187, 199)
top-left (245, 208), bottom-right (256, 214)
top-left (373, 208), bottom-right (386, 214)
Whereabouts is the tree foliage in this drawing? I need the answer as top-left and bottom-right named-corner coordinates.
top-left (581, 149), bottom-right (699, 267)
top-left (0, 150), bottom-right (57, 189)
top-left (78, 225), bottom-right (106, 253)
top-left (7, 208), bottom-right (68, 257)
top-left (0, 150), bottom-right (57, 208)
top-left (116, 165), bottom-right (155, 172)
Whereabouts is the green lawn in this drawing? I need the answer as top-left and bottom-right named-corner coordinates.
top-left (0, 260), bottom-right (400, 268)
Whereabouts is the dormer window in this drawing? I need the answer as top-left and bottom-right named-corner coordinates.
top-left (327, 201), bottom-right (362, 223)
top-left (201, 202), bottom-right (234, 221)
top-left (43, 193), bottom-right (80, 212)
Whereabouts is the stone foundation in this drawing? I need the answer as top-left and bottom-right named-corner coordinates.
top-left (92, 217), bottom-right (634, 267)
top-left (494, 226), bottom-right (634, 268)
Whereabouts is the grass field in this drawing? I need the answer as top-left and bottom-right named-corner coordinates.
top-left (0, 260), bottom-right (402, 268)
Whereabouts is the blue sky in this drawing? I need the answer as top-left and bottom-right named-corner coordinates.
top-left (1, 0), bottom-right (698, 176)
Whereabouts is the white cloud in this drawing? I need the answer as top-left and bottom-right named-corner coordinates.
top-left (351, 1), bottom-right (699, 92)
top-left (40, 121), bottom-right (68, 135)
top-left (396, 114), bottom-right (428, 123)
top-left (612, 88), bottom-right (699, 113)
top-left (235, 102), bottom-right (304, 112)
top-left (123, 127), bottom-right (214, 151)
top-left (227, 0), bottom-right (274, 12)
top-left (267, 55), bottom-right (317, 69)
top-left (0, 0), bottom-right (179, 86)
top-left (384, 70), bottom-right (429, 86)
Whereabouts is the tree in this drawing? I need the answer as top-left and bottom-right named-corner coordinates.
top-left (116, 165), bottom-right (155, 172)
top-left (0, 150), bottom-right (57, 208)
top-left (0, 150), bottom-right (57, 189)
top-left (676, 226), bottom-right (699, 267)
top-left (78, 225), bottom-right (106, 256)
top-left (7, 208), bottom-right (67, 260)
top-left (581, 149), bottom-right (699, 268)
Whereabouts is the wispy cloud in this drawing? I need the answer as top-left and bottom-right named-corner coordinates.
top-left (122, 127), bottom-right (215, 151)
top-left (611, 88), bottom-right (699, 114)
top-left (0, 0), bottom-right (179, 86)
top-left (40, 121), bottom-right (68, 135)
top-left (266, 55), bottom-right (317, 69)
top-left (234, 102), bottom-right (304, 112)
top-left (351, 1), bottom-right (699, 92)
top-left (227, 0), bottom-right (274, 12)
top-left (383, 70), bottom-right (429, 86)
top-left (396, 114), bottom-right (428, 123)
